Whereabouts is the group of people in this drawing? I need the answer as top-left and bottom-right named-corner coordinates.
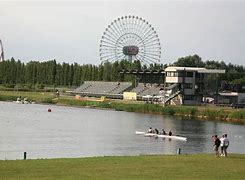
top-left (147, 127), bottom-right (173, 136)
top-left (212, 134), bottom-right (230, 157)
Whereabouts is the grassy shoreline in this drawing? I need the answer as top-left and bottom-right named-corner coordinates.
top-left (0, 154), bottom-right (245, 179)
top-left (0, 90), bottom-right (245, 125)
top-left (55, 98), bottom-right (245, 125)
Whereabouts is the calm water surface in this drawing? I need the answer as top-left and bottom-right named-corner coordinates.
top-left (0, 101), bottom-right (244, 160)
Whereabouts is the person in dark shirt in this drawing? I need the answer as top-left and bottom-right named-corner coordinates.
top-left (212, 135), bottom-right (221, 157)
top-left (168, 131), bottom-right (172, 136)
top-left (154, 128), bottom-right (159, 134)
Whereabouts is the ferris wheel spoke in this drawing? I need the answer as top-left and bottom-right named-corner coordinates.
top-left (141, 23), bottom-right (151, 38)
top-left (101, 54), bottom-right (118, 61)
top-left (103, 31), bottom-right (122, 44)
top-left (145, 43), bottom-right (160, 49)
top-left (112, 54), bottom-right (122, 62)
top-left (144, 52), bottom-right (161, 57)
top-left (104, 29), bottom-right (120, 42)
top-left (117, 36), bottom-right (128, 47)
top-left (118, 17), bottom-right (127, 35)
top-left (144, 50), bottom-right (161, 54)
top-left (141, 28), bottom-right (154, 42)
top-left (100, 39), bottom-right (118, 47)
top-left (143, 33), bottom-right (158, 43)
top-left (137, 54), bottom-right (156, 64)
top-left (115, 20), bottom-right (125, 37)
top-left (102, 35), bottom-right (119, 45)
top-left (115, 53), bottom-right (125, 62)
top-left (110, 23), bottom-right (124, 40)
top-left (144, 39), bottom-right (160, 45)
top-left (100, 50), bottom-right (116, 55)
top-left (111, 19), bottom-right (126, 38)
top-left (136, 19), bottom-right (145, 37)
top-left (142, 54), bottom-right (160, 62)
top-left (137, 19), bottom-right (148, 36)
top-left (100, 44), bottom-right (117, 49)
top-left (142, 56), bottom-right (159, 64)
top-left (105, 27), bottom-right (120, 42)
top-left (125, 16), bottom-right (130, 34)
top-left (139, 20), bottom-right (148, 37)
top-left (132, 17), bottom-right (138, 35)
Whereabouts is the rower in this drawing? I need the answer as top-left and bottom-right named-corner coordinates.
top-left (168, 131), bottom-right (172, 136)
top-left (154, 128), bottom-right (159, 134)
top-left (161, 129), bottom-right (166, 135)
top-left (148, 127), bottom-right (153, 133)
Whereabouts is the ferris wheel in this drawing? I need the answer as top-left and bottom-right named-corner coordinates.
top-left (99, 15), bottom-right (161, 65)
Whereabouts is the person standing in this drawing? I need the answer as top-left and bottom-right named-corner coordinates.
top-left (223, 134), bottom-right (230, 157)
top-left (220, 135), bottom-right (225, 156)
top-left (212, 135), bottom-right (221, 157)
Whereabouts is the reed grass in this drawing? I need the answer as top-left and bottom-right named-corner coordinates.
top-left (0, 91), bottom-right (244, 124)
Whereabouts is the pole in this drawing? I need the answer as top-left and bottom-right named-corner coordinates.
top-left (176, 148), bottom-right (181, 155)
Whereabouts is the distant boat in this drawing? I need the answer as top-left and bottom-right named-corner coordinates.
top-left (13, 97), bottom-right (34, 104)
top-left (135, 131), bottom-right (187, 141)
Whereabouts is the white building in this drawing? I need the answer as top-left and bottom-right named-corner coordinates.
top-left (164, 66), bottom-right (225, 105)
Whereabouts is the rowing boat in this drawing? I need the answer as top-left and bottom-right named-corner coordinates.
top-left (135, 131), bottom-right (187, 141)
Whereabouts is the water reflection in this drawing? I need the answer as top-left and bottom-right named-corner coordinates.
top-left (0, 101), bottom-right (244, 160)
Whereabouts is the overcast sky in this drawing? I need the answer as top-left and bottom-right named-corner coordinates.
top-left (0, 0), bottom-right (245, 66)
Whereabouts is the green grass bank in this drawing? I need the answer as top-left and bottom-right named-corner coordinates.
top-left (0, 154), bottom-right (245, 179)
top-left (0, 90), bottom-right (245, 125)
top-left (56, 98), bottom-right (245, 125)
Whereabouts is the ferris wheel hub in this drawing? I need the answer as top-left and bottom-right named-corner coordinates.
top-left (123, 46), bottom-right (139, 56)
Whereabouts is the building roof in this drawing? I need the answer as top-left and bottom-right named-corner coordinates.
top-left (164, 66), bottom-right (225, 74)
top-left (219, 92), bottom-right (238, 97)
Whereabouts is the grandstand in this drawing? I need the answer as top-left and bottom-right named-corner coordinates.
top-left (72, 81), bottom-right (167, 101)
top-left (130, 83), bottom-right (164, 96)
top-left (73, 81), bottom-right (132, 99)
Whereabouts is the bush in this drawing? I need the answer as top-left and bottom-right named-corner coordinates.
top-left (4, 84), bottom-right (15, 88)
top-left (162, 106), bottom-right (175, 115)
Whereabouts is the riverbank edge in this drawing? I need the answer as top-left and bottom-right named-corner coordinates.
top-left (0, 154), bottom-right (245, 179)
top-left (1, 92), bottom-right (244, 125)
top-left (54, 98), bottom-right (245, 125)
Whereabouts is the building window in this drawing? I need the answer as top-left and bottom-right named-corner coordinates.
top-left (184, 95), bottom-right (195, 100)
top-left (184, 83), bottom-right (193, 89)
top-left (186, 72), bottom-right (193, 77)
top-left (166, 71), bottom-right (178, 77)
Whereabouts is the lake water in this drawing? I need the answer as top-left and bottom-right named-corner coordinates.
top-left (0, 101), bottom-right (244, 160)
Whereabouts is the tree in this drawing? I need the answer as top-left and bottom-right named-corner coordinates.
top-left (173, 54), bottom-right (205, 67)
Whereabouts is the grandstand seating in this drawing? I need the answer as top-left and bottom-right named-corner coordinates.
top-left (130, 83), bottom-right (163, 96)
top-left (74, 81), bottom-right (132, 97)
top-left (72, 82), bottom-right (181, 102)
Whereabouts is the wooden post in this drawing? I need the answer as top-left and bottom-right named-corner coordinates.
top-left (177, 148), bottom-right (181, 155)
top-left (24, 152), bottom-right (27, 160)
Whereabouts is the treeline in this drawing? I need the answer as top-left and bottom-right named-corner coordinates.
top-left (0, 58), bottom-right (162, 87)
top-left (173, 54), bottom-right (245, 83)
top-left (0, 55), bottom-right (245, 88)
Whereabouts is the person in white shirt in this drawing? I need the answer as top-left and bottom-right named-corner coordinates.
top-left (223, 134), bottom-right (230, 157)
top-left (220, 135), bottom-right (225, 156)
top-left (147, 127), bottom-right (153, 133)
